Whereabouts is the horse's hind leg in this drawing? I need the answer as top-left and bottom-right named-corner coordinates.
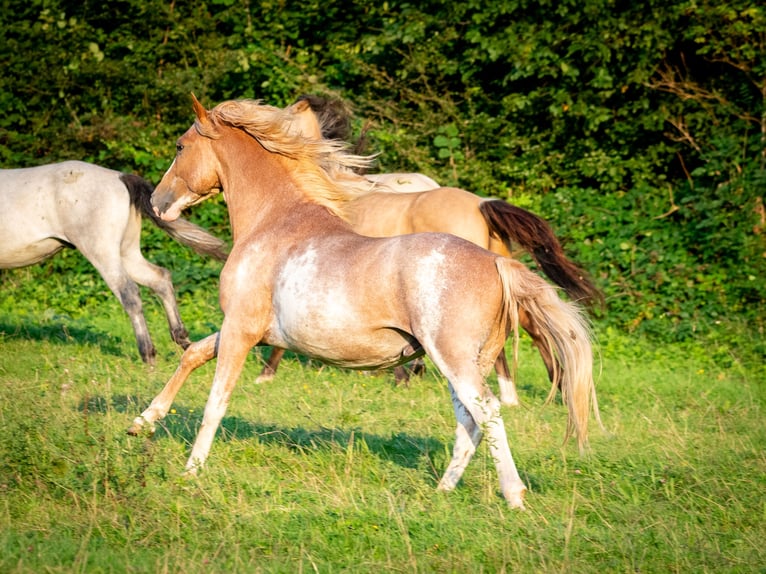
top-left (436, 371), bottom-right (527, 508)
top-left (493, 309), bottom-right (559, 407)
top-left (494, 352), bottom-right (520, 407)
top-left (86, 264), bottom-right (156, 364)
top-left (128, 332), bottom-right (219, 435)
top-left (437, 383), bottom-right (483, 491)
top-left (519, 307), bottom-right (559, 390)
top-left (122, 249), bottom-right (191, 349)
top-left (255, 347), bottom-right (285, 383)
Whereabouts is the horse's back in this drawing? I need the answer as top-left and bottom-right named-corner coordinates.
top-left (1, 161), bottom-right (126, 207)
top-left (0, 161), bottom-right (132, 268)
top-left (365, 172), bottom-right (440, 192)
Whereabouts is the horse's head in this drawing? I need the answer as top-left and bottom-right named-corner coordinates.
top-left (153, 93), bottom-right (223, 221)
top-left (285, 94), bottom-right (355, 143)
top-left (284, 98), bottom-right (324, 140)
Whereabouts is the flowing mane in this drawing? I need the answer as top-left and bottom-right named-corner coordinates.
top-left (200, 99), bottom-right (376, 217)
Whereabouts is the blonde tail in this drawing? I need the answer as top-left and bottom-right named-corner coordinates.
top-left (496, 258), bottom-right (596, 451)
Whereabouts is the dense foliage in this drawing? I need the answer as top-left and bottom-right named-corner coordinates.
top-left (1, 0), bottom-right (763, 354)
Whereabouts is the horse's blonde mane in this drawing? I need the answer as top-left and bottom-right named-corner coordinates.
top-left (199, 99), bottom-right (376, 217)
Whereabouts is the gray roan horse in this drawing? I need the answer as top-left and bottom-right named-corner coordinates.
top-left (0, 160), bottom-right (228, 364)
top-left (129, 95), bottom-right (598, 508)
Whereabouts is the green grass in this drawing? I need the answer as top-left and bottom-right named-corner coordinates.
top-left (0, 267), bottom-right (764, 573)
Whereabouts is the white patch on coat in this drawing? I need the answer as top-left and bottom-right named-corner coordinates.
top-left (412, 245), bottom-right (448, 343)
top-left (272, 246), bottom-right (357, 341)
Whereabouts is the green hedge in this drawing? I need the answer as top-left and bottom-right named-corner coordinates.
top-left (1, 0), bottom-right (763, 351)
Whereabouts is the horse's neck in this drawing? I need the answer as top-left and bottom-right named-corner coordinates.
top-left (217, 133), bottom-right (346, 242)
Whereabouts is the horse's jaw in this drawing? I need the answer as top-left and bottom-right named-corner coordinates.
top-left (156, 202), bottom-right (184, 222)
top-left (153, 187), bottom-right (221, 221)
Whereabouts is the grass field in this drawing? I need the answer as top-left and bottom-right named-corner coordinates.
top-left (0, 267), bottom-right (764, 573)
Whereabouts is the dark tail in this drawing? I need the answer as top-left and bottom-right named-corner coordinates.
top-left (479, 200), bottom-right (603, 309)
top-left (121, 174), bottom-right (229, 261)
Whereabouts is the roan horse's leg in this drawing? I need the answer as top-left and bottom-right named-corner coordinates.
top-left (437, 380), bottom-right (527, 509)
top-left (122, 250), bottom-right (191, 349)
top-left (184, 325), bottom-right (255, 474)
top-left (127, 333), bottom-right (219, 434)
top-left (89, 265), bottom-right (157, 365)
top-left (489, 308), bottom-right (561, 407)
top-left (493, 353), bottom-right (520, 407)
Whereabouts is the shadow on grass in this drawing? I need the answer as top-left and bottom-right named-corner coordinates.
top-left (0, 319), bottom-right (127, 359)
top-left (80, 394), bottom-right (444, 472)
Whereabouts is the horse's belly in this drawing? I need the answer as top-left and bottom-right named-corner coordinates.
top-left (268, 282), bottom-right (418, 368)
top-left (277, 333), bottom-right (421, 370)
top-left (267, 306), bottom-right (418, 369)
top-left (0, 237), bottom-right (65, 269)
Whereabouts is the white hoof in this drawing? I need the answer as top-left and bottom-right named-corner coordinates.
top-left (500, 396), bottom-right (520, 407)
top-left (505, 486), bottom-right (527, 509)
top-left (127, 416), bottom-right (156, 436)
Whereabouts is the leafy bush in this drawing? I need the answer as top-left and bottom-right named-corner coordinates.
top-left (0, 0), bottom-right (763, 356)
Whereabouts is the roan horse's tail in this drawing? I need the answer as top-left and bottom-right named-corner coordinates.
top-left (479, 200), bottom-right (603, 310)
top-left (497, 257), bottom-right (596, 450)
top-left (120, 174), bottom-right (229, 261)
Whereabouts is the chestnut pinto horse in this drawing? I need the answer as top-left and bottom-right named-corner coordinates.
top-left (131, 96), bottom-right (596, 508)
top-left (255, 97), bottom-right (603, 407)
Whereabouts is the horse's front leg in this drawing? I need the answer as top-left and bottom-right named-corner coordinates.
top-left (127, 333), bottom-right (219, 435)
top-left (184, 327), bottom-right (253, 475)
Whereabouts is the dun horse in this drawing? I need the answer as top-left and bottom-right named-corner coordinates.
top-left (254, 96), bottom-right (603, 407)
top-left (0, 161), bottom-right (227, 364)
top-left (129, 96), bottom-right (597, 508)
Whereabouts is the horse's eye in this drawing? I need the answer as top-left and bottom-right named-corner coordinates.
top-left (176, 143), bottom-right (184, 153)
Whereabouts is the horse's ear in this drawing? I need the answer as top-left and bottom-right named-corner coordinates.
top-left (288, 99), bottom-right (311, 114)
top-left (190, 92), bottom-right (209, 123)
top-left (290, 100), bottom-right (311, 114)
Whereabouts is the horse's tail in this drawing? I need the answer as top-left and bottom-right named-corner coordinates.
top-left (496, 257), bottom-right (596, 451)
top-left (120, 174), bottom-right (229, 261)
top-left (479, 200), bottom-right (603, 309)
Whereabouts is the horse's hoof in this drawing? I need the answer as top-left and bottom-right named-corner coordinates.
top-left (506, 487), bottom-right (527, 510)
top-left (254, 373), bottom-right (274, 384)
top-left (182, 464), bottom-right (201, 479)
top-left (126, 416), bottom-right (156, 436)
